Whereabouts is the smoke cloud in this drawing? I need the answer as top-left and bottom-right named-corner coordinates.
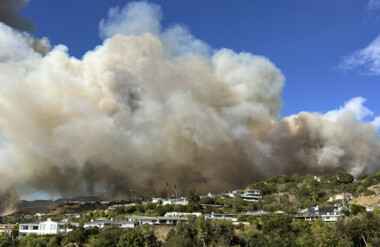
top-left (0, 0), bottom-right (34, 31)
top-left (0, 1), bottom-right (379, 214)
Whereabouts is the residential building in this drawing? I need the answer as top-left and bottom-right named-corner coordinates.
top-left (319, 205), bottom-right (344, 222)
top-left (83, 218), bottom-right (134, 229)
top-left (129, 216), bottom-right (188, 225)
top-left (0, 224), bottom-right (16, 235)
top-left (151, 197), bottom-right (188, 205)
top-left (19, 218), bottom-right (79, 237)
top-left (328, 193), bottom-right (353, 202)
top-left (200, 193), bottom-right (216, 199)
top-left (204, 212), bottom-right (238, 222)
top-left (221, 189), bottom-right (261, 202)
top-left (296, 204), bottom-right (344, 222)
top-left (164, 212), bottom-right (201, 217)
top-left (244, 210), bottom-right (267, 217)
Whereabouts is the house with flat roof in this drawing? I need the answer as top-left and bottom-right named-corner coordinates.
top-left (164, 212), bottom-right (201, 217)
top-left (83, 218), bottom-right (134, 229)
top-left (19, 218), bottom-right (79, 238)
top-left (221, 189), bottom-right (262, 202)
top-left (129, 216), bottom-right (188, 225)
top-left (296, 204), bottom-right (344, 222)
top-left (204, 212), bottom-right (238, 222)
top-left (151, 197), bottom-right (188, 205)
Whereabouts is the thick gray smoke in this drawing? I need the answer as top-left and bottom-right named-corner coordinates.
top-left (0, 0), bottom-right (50, 57)
top-left (0, 0), bottom-right (34, 31)
top-left (0, 2), bottom-right (379, 214)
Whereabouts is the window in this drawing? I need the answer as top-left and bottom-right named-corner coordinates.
top-left (32, 226), bottom-right (38, 230)
top-left (21, 226), bottom-right (29, 230)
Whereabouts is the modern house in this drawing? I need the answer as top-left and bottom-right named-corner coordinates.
top-left (83, 218), bottom-right (134, 229)
top-left (221, 189), bottom-right (261, 202)
top-left (200, 193), bottom-right (216, 199)
top-left (296, 204), bottom-right (344, 222)
top-left (244, 210), bottom-right (267, 217)
top-left (151, 197), bottom-right (188, 205)
top-left (319, 205), bottom-right (345, 222)
top-left (18, 218), bottom-right (79, 237)
top-left (164, 212), bottom-right (202, 217)
top-left (129, 216), bottom-right (188, 225)
top-left (204, 212), bottom-right (238, 222)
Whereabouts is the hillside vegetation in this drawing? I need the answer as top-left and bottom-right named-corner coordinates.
top-left (2, 171), bottom-right (380, 246)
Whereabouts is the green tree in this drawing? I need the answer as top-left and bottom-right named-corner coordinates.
top-left (117, 230), bottom-right (145, 247)
top-left (61, 227), bottom-right (86, 246)
top-left (350, 204), bottom-right (366, 215)
top-left (165, 221), bottom-right (199, 247)
top-left (313, 223), bottom-right (351, 247)
top-left (0, 235), bottom-right (12, 247)
top-left (291, 220), bottom-right (314, 247)
top-left (337, 173), bottom-right (354, 184)
top-left (212, 219), bottom-right (235, 246)
top-left (46, 236), bottom-right (61, 247)
top-left (261, 214), bottom-right (296, 247)
top-left (195, 216), bottom-right (213, 246)
top-left (186, 188), bottom-right (200, 206)
top-left (141, 225), bottom-right (159, 247)
top-left (19, 234), bottom-right (49, 247)
top-left (165, 182), bottom-right (169, 199)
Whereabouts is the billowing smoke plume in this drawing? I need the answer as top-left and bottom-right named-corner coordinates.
top-left (0, 0), bottom-right (50, 57)
top-left (0, 1), bottom-right (379, 214)
top-left (0, 0), bottom-right (34, 31)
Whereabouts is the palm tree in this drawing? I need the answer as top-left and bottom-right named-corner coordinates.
top-left (130, 188), bottom-right (134, 204)
top-left (151, 188), bottom-right (155, 199)
top-left (165, 182), bottom-right (169, 199)
top-left (173, 184), bottom-right (178, 199)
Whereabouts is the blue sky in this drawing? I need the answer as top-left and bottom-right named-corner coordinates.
top-left (20, 0), bottom-right (380, 118)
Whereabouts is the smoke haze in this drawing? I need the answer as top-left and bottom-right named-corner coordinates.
top-left (0, 1), bottom-right (379, 214)
top-left (0, 0), bottom-right (34, 31)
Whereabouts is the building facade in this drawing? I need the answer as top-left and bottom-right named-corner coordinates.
top-left (19, 218), bottom-right (79, 238)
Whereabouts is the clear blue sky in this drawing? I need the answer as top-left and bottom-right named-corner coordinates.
top-left (21, 0), bottom-right (380, 118)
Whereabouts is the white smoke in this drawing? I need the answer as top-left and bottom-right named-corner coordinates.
top-left (0, 1), bottom-right (379, 214)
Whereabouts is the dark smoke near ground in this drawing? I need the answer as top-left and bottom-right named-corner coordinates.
top-left (0, 2), bottom-right (379, 215)
top-left (0, 0), bottom-right (34, 31)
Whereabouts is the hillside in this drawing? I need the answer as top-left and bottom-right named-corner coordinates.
top-left (349, 184), bottom-right (380, 206)
top-left (48, 202), bottom-right (107, 215)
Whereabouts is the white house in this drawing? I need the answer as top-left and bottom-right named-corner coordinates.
top-left (83, 218), bottom-right (134, 229)
top-left (151, 197), bottom-right (188, 205)
top-left (319, 205), bottom-right (344, 222)
top-left (19, 218), bottom-right (79, 238)
top-left (204, 212), bottom-right (238, 222)
top-left (200, 193), bottom-right (216, 199)
top-left (297, 205), bottom-right (344, 222)
top-left (164, 212), bottom-right (202, 217)
top-left (129, 216), bottom-right (188, 225)
top-left (222, 189), bottom-right (261, 202)
top-left (328, 193), bottom-right (353, 202)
